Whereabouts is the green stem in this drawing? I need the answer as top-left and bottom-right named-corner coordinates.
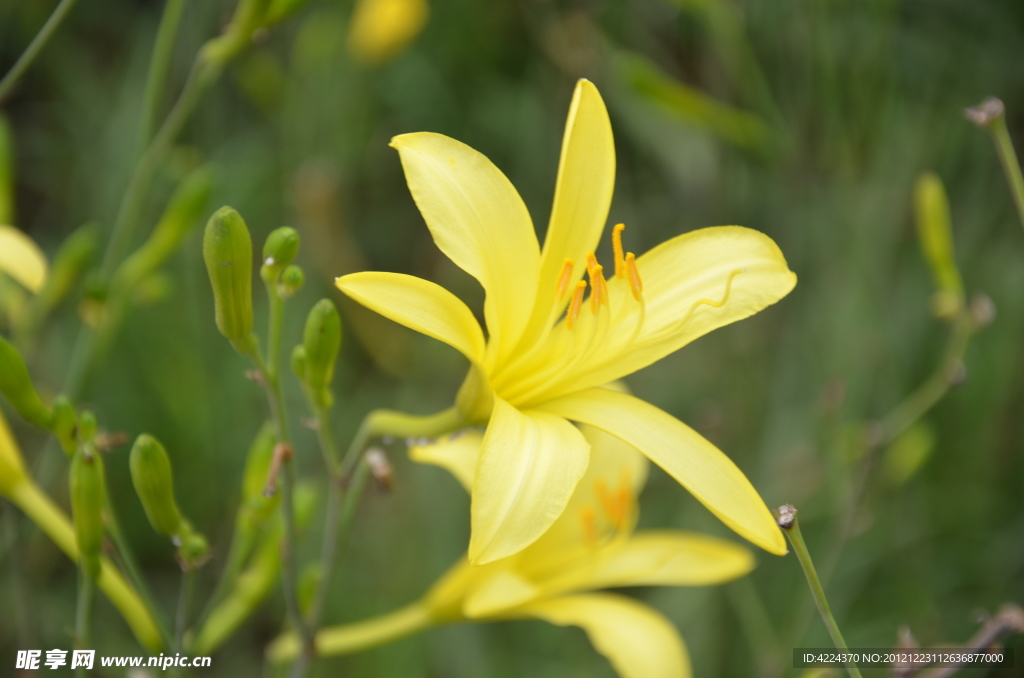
top-left (0, 0), bottom-right (80, 103)
top-left (174, 568), bottom-right (196, 672)
top-left (988, 115), bottom-right (1024, 233)
top-left (75, 568), bottom-right (95, 677)
top-left (269, 603), bottom-right (432, 664)
top-left (780, 508), bottom-right (862, 678)
top-left (137, 0), bottom-right (188, 155)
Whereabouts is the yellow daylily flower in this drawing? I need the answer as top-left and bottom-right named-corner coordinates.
top-left (347, 0), bottom-right (429, 64)
top-left (269, 426), bottom-right (755, 678)
top-left (0, 224), bottom-right (48, 293)
top-left (336, 79), bottom-right (796, 563)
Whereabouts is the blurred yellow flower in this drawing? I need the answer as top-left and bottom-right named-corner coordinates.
top-left (270, 426), bottom-right (755, 678)
top-left (347, 0), bottom-right (429, 64)
top-left (336, 79), bottom-right (796, 563)
top-left (0, 225), bottom-right (47, 293)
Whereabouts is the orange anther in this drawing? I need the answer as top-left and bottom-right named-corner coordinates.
top-left (555, 258), bottom-right (575, 300)
top-left (625, 252), bottom-right (643, 301)
top-left (581, 506), bottom-right (599, 546)
top-left (612, 224), bottom-right (626, 279)
top-left (566, 280), bottom-right (587, 330)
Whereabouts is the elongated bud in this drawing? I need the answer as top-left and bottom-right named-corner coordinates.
top-left (302, 299), bottom-right (341, 407)
top-left (129, 434), bottom-right (184, 537)
top-left (0, 335), bottom-right (52, 428)
top-left (0, 115), bottom-right (13, 225)
top-left (261, 227), bottom-right (300, 282)
top-left (51, 396), bottom-right (77, 458)
top-left (914, 173), bottom-right (964, 320)
top-left (116, 167), bottom-right (213, 292)
top-left (240, 422), bottom-right (280, 529)
top-left (70, 449), bottom-right (105, 580)
top-left (278, 265), bottom-right (304, 299)
top-left (78, 410), bottom-right (98, 442)
top-left (203, 207), bottom-right (254, 344)
top-left (290, 345), bottom-right (307, 381)
top-left (27, 224), bottom-right (98, 324)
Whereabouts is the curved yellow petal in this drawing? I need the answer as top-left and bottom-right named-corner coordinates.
top-left (538, 226), bottom-right (796, 399)
top-left (408, 429), bottom-right (483, 491)
top-left (347, 0), bottom-right (429, 64)
top-left (390, 132), bottom-right (540, 367)
top-left (535, 388), bottom-right (787, 555)
top-left (463, 568), bottom-right (539, 618)
top-left (510, 80), bottom-right (616, 362)
top-left (469, 398), bottom-right (590, 564)
top-left (336, 271), bottom-right (486, 365)
top-left (521, 593), bottom-right (691, 678)
top-left (0, 225), bottom-right (47, 293)
top-left (576, 530), bottom-right (755, 591)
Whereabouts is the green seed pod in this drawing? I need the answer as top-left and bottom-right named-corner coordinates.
top-left (203, 207), bottom-right (254, 343)
top-left (116, 167), bottom-right (213, 292)
top-left (302, 299), bottom-right (341, 406)
top-left (0, 335), bottom-right (52, 428)
top-left (51, 395), bottom-right (77, 458)
top-left (261, 227), bottom-right (300, 282)
top-left (129, 434), bottom-right (184, 537)
top-left (70, 450), bottom-right (105, 580)
top-left (277, 265), bottom-right (304, 299)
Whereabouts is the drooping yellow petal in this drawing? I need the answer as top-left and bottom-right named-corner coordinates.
top-left (535, 388), bottom-right (787, 555)
top-left (469, 398), bottom-right (590, 564)
top-left (0, 225), bottom-right (47, 293)
top-left (572, 530), bottom-right (754, 591)
top-left (408, 429), bottom-right (484, 491)
top-left (521, 593), bottom-right (691, 678)
top-left (463, 569), bottom-right (539, 618)
top-left (525, 226), bottom-right (796, 402)
top-left (390, 132), bottom-right (540, 367)
top-left (336, 271), bottom-right (486, 365)
top-left (510, 79), bottom-right (616, 361)
top-left (347, 0), bottom-right (429, 64)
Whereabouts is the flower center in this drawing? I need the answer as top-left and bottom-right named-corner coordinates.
top-left (579, 469), bottom-right (634, 549)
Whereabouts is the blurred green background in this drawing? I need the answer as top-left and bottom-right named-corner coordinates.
top-left (1, 0), bottom-right (1023, 675)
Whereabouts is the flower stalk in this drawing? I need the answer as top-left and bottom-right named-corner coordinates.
top-left (0, 0), bottom-right (80, 102)
top-left (966, 97), bottom-right (1024, 233)
top-left (776, 505), bottom-right (862, 678)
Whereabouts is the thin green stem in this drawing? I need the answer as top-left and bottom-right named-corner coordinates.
top-left (0, 0), bottom-right (80, 103)
top-left (75, 569), bottom-right (95, 677)
top-left (989, 115), bottom-right (1024, 233)
top-left (137, 0), bottom-right (188, 156)
top-left (778, 508), bottom-right (862, 678)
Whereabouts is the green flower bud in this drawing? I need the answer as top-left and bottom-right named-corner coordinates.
top-left (175, 524), bottom-right (210, 570)
top-left (302, 299), bottom-right (341, 407)
top-left (290, 345), bottom-right (307, 382)
top-left (51, 396), bottom-right (77, 458)
top-left (203, 207), bottom-right (254, 344)
top-left (129, 434), bottom-right (184, 537)
top-left (116, 167), bottom-right (213, 293)
top-left (70, 449), bottom-right (105, 580)
top-left (261, 227), bottom-right (300, 282)
top-left (0, 335), bottom-right (52, 428)
top-left (277, 265), bottom-right (304, 299)
top-left (78, 410), bottom-right (98, 442)
top-left (21, 224), bottom-right (98, 337)
top-left (298, 562), bottom-right (322, 615)
top-left (914, 173), bottom-right (964, 320)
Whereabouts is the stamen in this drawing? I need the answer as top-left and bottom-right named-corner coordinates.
top-left (589, 265), bottom-right (607, 314)
top-left (612, 223), bottom-right (626, 279)
top-left (625, 252), bottom-right (643, 301)
top-left (581, 506), bottom-right (599, 547)
top-left (566, 280), bottom-right (587, 330)
top-left (555, 258), bottom-right (575, 300)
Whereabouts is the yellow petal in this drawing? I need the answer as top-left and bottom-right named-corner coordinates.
top-left (535, 388), bottom-right (787, 555)
top-left (408, 429), bottom-right (483, 491)
top-left (0, 225), bottom-right (47, 293)
top-left (469, 398), bottom-right (590, 564)
top-left (336, 271), bottom-right (486, 365)
top-left (576, 530), bottom-right (755, 590)
top-left (463, 569), bottom-right (539, 618)
top-left (521, 593), bottom-right (691, 678)
top-left (0, 407), bottom-right (28, 495)
top-left (511, 80), bottom-right (616, 361)
top-left (536, 226), bottom-right (796, 400)
top-left (390, 132), bottom-right (540, 367)
top-left (347, 0), bottom-right (429, 64)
